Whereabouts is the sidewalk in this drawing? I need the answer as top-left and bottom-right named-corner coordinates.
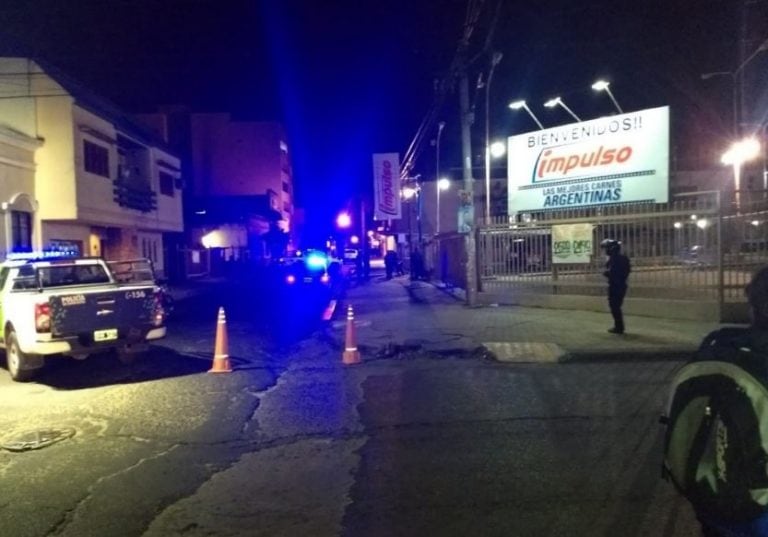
top-left (334, 273), bottom-right (728, 363)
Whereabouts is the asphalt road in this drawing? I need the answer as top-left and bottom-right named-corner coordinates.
top-left (0, 278), bottom-right (703, 536)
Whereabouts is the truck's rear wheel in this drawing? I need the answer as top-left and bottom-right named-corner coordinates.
top-left (6, 331), bottom-right (39, 382)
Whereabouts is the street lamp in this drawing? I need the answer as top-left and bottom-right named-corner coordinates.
top-left (721, 137), bottom-right (761, 213)
top-left (336, 212), bottom-right (351, 229)
top-left (508, 100), bottom-right (544, 129)
top-left (701, 71), bottom-right (738, 136)
top-left (436, 177), bottom-right (450, 236)
top-left (591, 80), bottom-right (623, 114)
top-left (484, 51), bottom-right (503, 223)
top-left (435, 121), bottom-right (446, 234)
top-left (544, 97), bottom-right (582, 122)
top-left (701, 36), bottom-right (768, 137)
top-left (490, 141), bottom-right (506, 159)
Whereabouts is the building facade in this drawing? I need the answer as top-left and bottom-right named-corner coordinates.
top-left (136, 110), bottom-right (297, 263)
top-left (0, 124), bottom-right (41, 255)
top-left (0, 58), bottom-right (184, 278)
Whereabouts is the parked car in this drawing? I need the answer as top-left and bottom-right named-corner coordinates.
top-left (343, 248), bottom-right (359, 263)
top-left (678, 245), bottom-right (715, 268)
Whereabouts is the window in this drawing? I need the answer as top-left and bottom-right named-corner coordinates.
top-left (11, 210), bottom-right (31, 252)
top-left (84, 140), bottom-right (110, 177)
top-left (282, 181), bottom-right (291, 193)
top-left (159, 172), bottom-right (175, 197)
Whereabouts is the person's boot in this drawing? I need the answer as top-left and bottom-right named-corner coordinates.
top-left (608, 327), bottom-right (624, 334)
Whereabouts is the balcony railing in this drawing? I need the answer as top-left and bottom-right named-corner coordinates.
top-left (113, 179), bottom-right (157, 213)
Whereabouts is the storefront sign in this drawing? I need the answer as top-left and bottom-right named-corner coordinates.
top-left (372, 153), bottom-right (402, 220)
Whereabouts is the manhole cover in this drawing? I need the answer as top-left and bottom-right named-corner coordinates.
top-left (1, 428), bottom-right (76, 452)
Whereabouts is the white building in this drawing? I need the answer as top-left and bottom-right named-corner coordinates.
top-left (0, 58), bottom-right (183, 278)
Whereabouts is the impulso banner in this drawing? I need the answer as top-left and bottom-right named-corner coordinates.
top-left (508, 106), bottom-right (669, 214)
top-left (372, 153), bottom-right (401, 220)
top-left (552, 223), bottom-right (594, 264)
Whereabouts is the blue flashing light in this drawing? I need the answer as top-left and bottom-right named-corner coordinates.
top-left (6, 250), bottom-right (79, 261)
top-left (305, 252), bottom-right (327, 270)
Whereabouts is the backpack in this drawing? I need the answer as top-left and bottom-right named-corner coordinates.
top-left (662, 327), bottom-right (768, 523)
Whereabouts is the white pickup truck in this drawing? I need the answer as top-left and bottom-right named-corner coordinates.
top-left (0, 253), bottom-right (165, 381)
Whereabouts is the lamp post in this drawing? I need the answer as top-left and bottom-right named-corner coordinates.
top-left (721, 137), bottom-right (760, 213)
top-left (402, 183), bottom-right (419, 247)
top-left (701, 71), bottom-right (738, 137)
top-left (435, 121), bottom-right (446, 234)
top-left (436, 177), bottom-right (450, 235)
top-left (591, 80), bottom-right (623, 114)
top-left (701, 36), bottom-right (768, 137)
top-left (484, 51), bottom-right (503, 224)
top-left (508, 99), bottom-right (544, 129)
top-left (544, 97), bottom-right (582, 122)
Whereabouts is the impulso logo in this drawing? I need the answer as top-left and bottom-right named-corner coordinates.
top-left (378, 160), bottom-right (397, 215)
top-left (534, 144), bottom-right (633, 182)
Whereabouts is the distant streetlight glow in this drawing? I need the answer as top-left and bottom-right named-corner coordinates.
top-left (591, 79), bottom-right (623, 114)
top-left (436, 178), bottom-right (450, 237)
top-left (402, 187), bottom-right (418, 200)
top-left (336, 212), bottom-right (352, 228)
top-left (350, 235), bottom-right (360, 244)
top-left (509, 99), bottom-right (544, 129)
top-left (722, 138), bottom-right (761, 213)
top-left (490, 141), bottom-right (506, 158)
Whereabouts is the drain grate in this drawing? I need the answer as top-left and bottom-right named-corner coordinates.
top-left (1, 428), bottom-right (76, 452)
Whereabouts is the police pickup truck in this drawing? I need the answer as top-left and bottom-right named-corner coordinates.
top-left (0, 252), bottom-right (165, 381)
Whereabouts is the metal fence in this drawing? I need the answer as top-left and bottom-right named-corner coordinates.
top-left (434, 190), bottom-right (768, 315)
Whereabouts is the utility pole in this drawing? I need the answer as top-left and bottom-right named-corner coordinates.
top-left (459, 69), bottom-right (477, 306)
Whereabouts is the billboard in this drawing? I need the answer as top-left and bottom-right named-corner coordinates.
top-left (508, 106), bottom-right (669, 214)
top-left (372, 153), bottom-right (401, 220)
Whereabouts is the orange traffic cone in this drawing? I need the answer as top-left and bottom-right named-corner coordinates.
top-left (342, 305), bottom-right (361, 365)
top-left (209, 307), bottom-right (232, 373)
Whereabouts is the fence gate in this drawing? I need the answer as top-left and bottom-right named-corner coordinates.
top-left (475, 191), bottom-right (768, 321)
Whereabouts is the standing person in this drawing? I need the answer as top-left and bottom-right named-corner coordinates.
top-left (384, 250), bottom-right (397, 280)
top-left (662, 266), bottom-right (768, 536)
top-left (410, 248), bottom-right (425, 281)
top-left (601, 239), bottom-right (631, 334)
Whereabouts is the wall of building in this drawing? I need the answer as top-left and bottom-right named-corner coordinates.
top-left (71, 106), bottom-right (184, 233)
top-left (189, 115), bottom-right (293, 229)
top-left (40, 222), bottom-right (90, 254)
top-left (0, 126), bottom-right (40, 253)
top-left (190, 114), bottom-right (282, 197)
top-left (35, 94), bottom-right (78, 222)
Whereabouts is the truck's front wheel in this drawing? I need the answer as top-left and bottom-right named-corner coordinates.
top-left (6, 331), bottom-right (39, 382)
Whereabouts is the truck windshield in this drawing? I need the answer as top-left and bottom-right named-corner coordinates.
top-left (12, 263), bottom-right (112, 290)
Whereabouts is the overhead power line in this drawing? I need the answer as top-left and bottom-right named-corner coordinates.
top-left (400, 0), bottom-right (488, 179)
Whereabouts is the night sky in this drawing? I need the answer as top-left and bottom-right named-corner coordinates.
top-left (0, 0), bottom-right (762, 236)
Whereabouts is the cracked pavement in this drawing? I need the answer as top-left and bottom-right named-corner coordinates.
top-left (0, 275), bottom-right (716, 536)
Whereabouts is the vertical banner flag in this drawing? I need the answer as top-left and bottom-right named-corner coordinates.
top-left (552, 223), bottom-right (594, 264)
top-left (372, 153), bottom-right (401, 220)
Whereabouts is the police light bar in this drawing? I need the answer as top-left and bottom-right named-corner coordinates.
top-left (306, 252), bottom-right (327, 270)
top-left (6, 250), bottom-right (79, 261)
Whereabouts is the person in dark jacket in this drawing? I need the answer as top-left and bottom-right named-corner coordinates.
top-left (601, 239), bottom-right (631, 334)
